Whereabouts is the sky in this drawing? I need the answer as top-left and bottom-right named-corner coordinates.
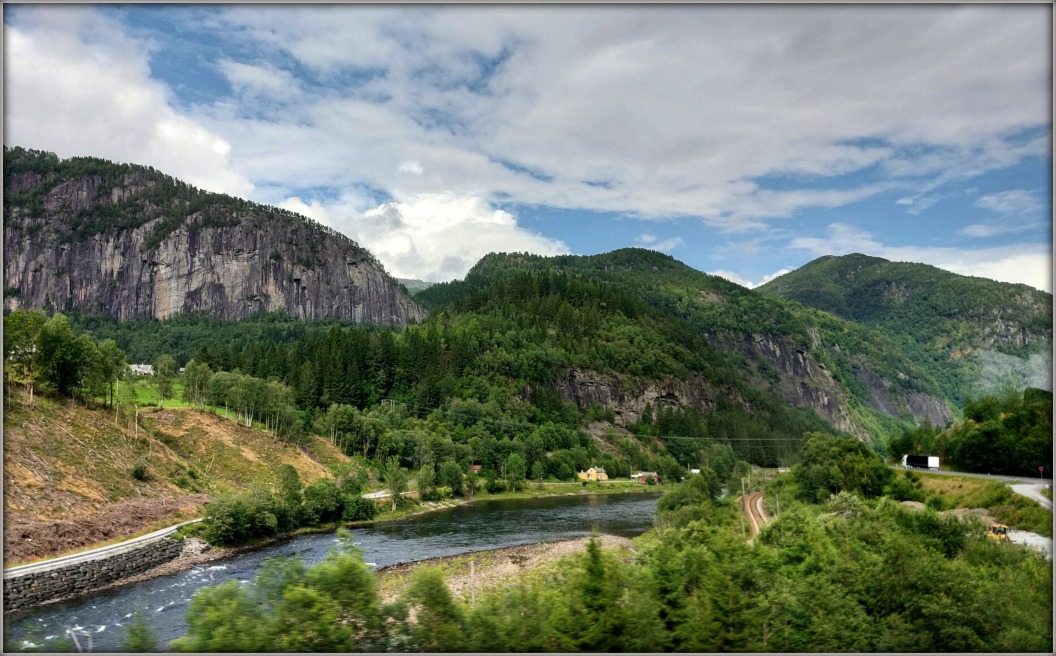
top-left (3, 4), bottom-right (1052, 291)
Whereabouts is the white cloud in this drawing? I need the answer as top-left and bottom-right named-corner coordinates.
top-left (398, 161), bottom-right (424, 175)
top-left (709, 267), bottom-right (794, 289)
top-left (3, 5), bottom-right (1049, 282)
top-left (974, 189), bottom-right (1042, 217)
top-left (635, 234), bottom-right (683, 252)
top-left (955, 190), bottom-right (1045, 238)
top-left (790, 223), bottom-right (1053, 292)
top-left (3, 8), bottom-right (253, 197)
top-left (217, 59), bottom-right (301, 101)
top-left (282, 193), bottom-right (570, 281)
top-left (193, 4), bottom-right (1050, 229)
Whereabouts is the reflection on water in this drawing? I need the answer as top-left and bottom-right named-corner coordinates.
top-left (5, 492), bottom-right (659, 652)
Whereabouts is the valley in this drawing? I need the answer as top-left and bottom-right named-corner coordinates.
top-left (3, 148), bottom-right (1051, 652)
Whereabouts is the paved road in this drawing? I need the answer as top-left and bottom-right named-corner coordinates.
top-left (890, 464), bottom-right (1052, 486)
top-left (362, 489), bottom-right (418, 499)
top-left (1010, 484), bottom-right (1053, 510)
top-left (3, 519), bottom-right (202, 578)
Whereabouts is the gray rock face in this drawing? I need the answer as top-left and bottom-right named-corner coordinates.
top-left (557, 367), bottom-right (747, 427)
top-left (4, 171), bottom-right (427, 325)
top-left (715, 333), bottom-right (865, 438)
top-left (855, 369), bottom-right (953, 427)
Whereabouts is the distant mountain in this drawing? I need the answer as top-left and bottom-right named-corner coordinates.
top-left (397, 278), bottom-right (436, 295)
top-left (757, 254), bottom-right (1053, 404)
top-left (418, 249), bottom-right (957, 443)
top-left (3, 147), bottom-right (427, 325)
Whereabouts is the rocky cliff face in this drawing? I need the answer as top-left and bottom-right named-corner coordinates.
top-left (4, 162), bottom-right (427, 325)
top-left (712, 333), bottom-right (952, 440)
top-left (557, 367), bottom-right (747, 427)
top-left (713, 333), bottom-right (864, 438)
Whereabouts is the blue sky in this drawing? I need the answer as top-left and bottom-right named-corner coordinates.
top-left (4, 4), bottom-right (1052, 290)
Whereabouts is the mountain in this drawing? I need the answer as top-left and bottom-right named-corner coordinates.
top-left (397, 278), bottom-right (437, 296)
top-left (757, 254), bottom-right (1053, 405)
top-left (3, 147), bottom-right (427, 325)
top-left (417, 249), bottom-right (956, 443)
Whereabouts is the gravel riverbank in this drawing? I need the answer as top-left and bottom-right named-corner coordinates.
top-left (376, 534), bottom-right (636, 603)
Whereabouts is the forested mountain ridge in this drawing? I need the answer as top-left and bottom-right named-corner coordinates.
top-left (757, 253), bottom-right (1053, 406)
top-left (417, 249), bottom-right (954, 443)
top-left (3, 147), bottom-right (426, 325)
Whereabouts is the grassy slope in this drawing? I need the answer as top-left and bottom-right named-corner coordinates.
top-left (2, 386), bottom-right (355, 564)
top-left (905, 471), bottom-right (1052, 537)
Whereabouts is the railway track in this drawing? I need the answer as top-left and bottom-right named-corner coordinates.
top-left (740, 491), bottom-right (769, 539)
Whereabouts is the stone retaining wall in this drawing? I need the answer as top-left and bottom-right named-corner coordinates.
top-left (3, 537), bottom-right (184, 613)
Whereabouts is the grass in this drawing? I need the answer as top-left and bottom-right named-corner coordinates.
top-left (991, 497), bottom-right (1053, 538)
top-left (912, 472), bottom-right (1052, 537)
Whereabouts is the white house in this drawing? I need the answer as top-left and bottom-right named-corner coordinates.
top-left (129, 364), bottom-right (154, 376)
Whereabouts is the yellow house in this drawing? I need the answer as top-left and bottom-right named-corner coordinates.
top-left (577, 466), bottom-right (609, 482)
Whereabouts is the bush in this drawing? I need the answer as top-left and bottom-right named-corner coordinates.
top-left (924, 494), bottom-right (947, 511)
top-left (419, 488), bottom-right (443, 502)
top-left (485, 478), bottom-right (507, 494)
top-left (302, 479), bottom-right (344, 526)
top-left (203, 491), bottom-right (281, 546)
top-left (131, 461), bottom-right (149, 481)
top-left (883, 475), bottom-right (924, 502)
top-left (991, 497), bottom-right (1053, 537)
top-left (342, 495), bottom-right (379, 522)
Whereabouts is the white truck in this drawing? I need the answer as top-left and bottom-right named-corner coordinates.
top-left (902, 454), bottom-right (939, 471)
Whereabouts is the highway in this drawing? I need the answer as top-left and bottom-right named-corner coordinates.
top-left (890, 464), bottom-right (1051, 486)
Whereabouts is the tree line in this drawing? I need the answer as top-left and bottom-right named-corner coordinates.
top-left (888, 387), bottom-right (1052, 477)
top-left (164, 435), bottom-right (1051, 652)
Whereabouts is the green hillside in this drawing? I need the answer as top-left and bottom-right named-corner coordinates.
top-left (757, 253), bottom-right (1053, 406)
top-left (420, 249), bottom-right (952, 441)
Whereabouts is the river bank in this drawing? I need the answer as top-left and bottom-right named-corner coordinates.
top-left (14, 486), bottom-right (659, 609)
top-left (375, 534), bottom-right (636, 604)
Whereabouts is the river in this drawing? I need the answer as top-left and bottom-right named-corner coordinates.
top-left (5, 492), bottom-right (660, 652)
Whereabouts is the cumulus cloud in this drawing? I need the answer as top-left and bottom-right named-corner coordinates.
top-left (709, 268), bottom-right (793, 289)
top-left (283, 193), bottom-right (569, 281)
top-left (196, 4), bottom-right (1049, 227)
top-left (218, 59), bottom-right (301, 101)
top-left (790, 223), bottom-right (1053, 292)
top-left (3, 7), bottom-right (253, 197)
top-left (4, 5), bottom-right (1049, 282)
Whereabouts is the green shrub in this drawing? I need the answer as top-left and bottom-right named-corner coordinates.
top-left (341, 495), bottom-right (379, 522)
top-left (924, 494), bottom-right (947, 511)
top-left (131, 461), bottom-right (149, 481)
top-left (302, 479), bottom-right (344, 526)
top-left (202, 491), bottom-right (281, 546)
top-left (883, 475), bottom-right (924, 502)
top-left (991, 497), bottom-right (1053, 537)
top-left (419, 488), bottom-right (443, 503)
